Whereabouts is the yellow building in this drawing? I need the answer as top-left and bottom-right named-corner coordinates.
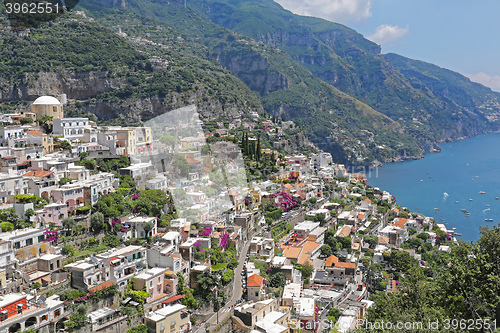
top-left (31, 96), bottom-right (64, 119)
top-left (145, 304), bottom-right (191, 333)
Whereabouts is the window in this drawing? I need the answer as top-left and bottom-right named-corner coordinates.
top-left (38, 235), bottom-right (44, 242)
top-left (14, 242), bottom-right (20, 249)
top-left (26, 238), bottom-right (33, 246)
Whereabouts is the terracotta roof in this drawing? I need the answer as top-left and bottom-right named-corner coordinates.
top-left (3, 156), bottom-right (16, 160)
top-left (394, 218), bottom-right (407, 229)
top-left (247, 274), bottom-right (264, 288)
top-left (22, 170), bottom-right (53, 177)
top-left (392, 208), bottom-right (400, 213)
top-left (298, 253), bottom-right (310, 265)
top-left (297, 183), bottom-right (307, 188)
top-left (325, 255), bottom-right (339, 267)
top-left (27, 130), bottom-right (45, 135)
top-left (185, 158), bottom-right (201, 164)
top-left (337, 226), bottom-right (351, 238)
top-left (363, 198), bottom-right (371, 203)
top-left (163, 294), bottom-right (185, 304)
top-left (358, 214), bottom-right (365, 220)
top-left (302, 242), bottom-right (322, 255)
top-left (335, 262), bottom-right (356, 269)
top-left (378, 236), bottom-right (389, 245)
top-left (283, 247), bottom-right (302, 260)
top-left (284, 184), bottom-right (293, 189)
top-left (89, 281), bottom-right (116, 293)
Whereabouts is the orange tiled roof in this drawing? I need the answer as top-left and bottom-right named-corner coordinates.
top-left (27, 130), bottom-right (45, 135)
top-left (337, 226), bottom-right (351, 238)
top-left (185, 158), bottom-right (201, 164)
top-left (23, 170), bottom-right (53, 177)
top-left (283, 247), bottom-right (302, 260)
top-left (335, 262), bottom-right (356, 269)
top-left (284, 184), bottom-right (294, 189)
top-left (378, 236), bottom-right (389, 245)
top-left (247, 274), bottom-right (264, 288)
top-left (298, 253), bottom-right (310, 265)
top-left (358, 214), bottom-right (365, 220)
top-left (394, 218), bottom-right (407, 229)
top-left (302, 241), bottom-right (322, 254)
top-left (89, 281), bottom-right (116, 293)
top-left (363, 198), bottom-right (371, 203)
top-left (325, 255), bottom-right (339, 267)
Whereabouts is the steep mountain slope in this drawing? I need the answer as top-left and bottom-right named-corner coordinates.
top-left (185, 0), bottom-right (500, 142)
top-left (75, 0), bottom-right (424, 164)
top-left (0, 7), bottom-right (264, 125)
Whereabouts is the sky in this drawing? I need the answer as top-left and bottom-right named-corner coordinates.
top-left (273, 0), bottom-right (500, 92)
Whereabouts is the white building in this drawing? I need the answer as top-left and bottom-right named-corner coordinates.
top-left (53, 118), bottom-right (91, 139)
top-left (117, 216), bottom-right (158, 240)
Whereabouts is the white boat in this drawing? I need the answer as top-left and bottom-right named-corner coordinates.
top-left (469, 199), bottom-right (473, 201)
top-left (479, 191), bottom-right (486, 194)
top-left (485, 219), bottom-right (494, 222)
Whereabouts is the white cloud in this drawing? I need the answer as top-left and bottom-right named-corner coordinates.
top-left (366, 24), bottom-right (409, 45)
top-left (274, 0), bottom-right (372, 24)
top-left (465, 72), bottom-right (500, 92)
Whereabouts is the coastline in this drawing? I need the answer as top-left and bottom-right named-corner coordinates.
top-left (366, 130), bottom-right (500, 169)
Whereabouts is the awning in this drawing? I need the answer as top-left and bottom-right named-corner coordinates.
top-left (163, 294), bottom-right (185, 304)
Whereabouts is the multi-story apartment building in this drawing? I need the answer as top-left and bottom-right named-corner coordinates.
top-left (50, 184), bottom-right (85, 211)
top-left (145, 304), bottom-right (191, 333)
top-left (117, 216), bottom-right (158, 241)
top-left (96, 245), bottom-right (147, 288)
top-left (0, 228), bottom-right (51, 273)
top-left (0, 294), bottom-right (65, 333)
top-left (133, 267), bottom-right (167, 302)
top-left (0, 173), bottom-right (29, 204)
top-left (52, 118), bottom-right (92, 139)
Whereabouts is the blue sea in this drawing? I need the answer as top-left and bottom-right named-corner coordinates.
top-left (366, 133), bottom-right (500, 241)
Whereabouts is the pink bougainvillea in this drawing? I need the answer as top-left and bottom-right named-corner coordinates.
top-left (44, 230), bottom-right (59, 243)
top-left (220, 233), bottom-right (230, 249)
top-left (198, 227), bottom-right (212, 237)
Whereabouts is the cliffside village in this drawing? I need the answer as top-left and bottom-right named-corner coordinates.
top-left (0, 96), bottom-right (458, 333)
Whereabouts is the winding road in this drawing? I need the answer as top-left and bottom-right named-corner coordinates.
top-left (195, 233), bottom-right (254, 333)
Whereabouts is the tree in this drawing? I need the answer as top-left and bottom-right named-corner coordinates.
top-left (389, 250), bottom-right (415, 273)
top-left (59, 140), bottom-right (72, 151)
top-left (20, 117), bottom-right (33, 125)
top-left (65, 304), bottom-right (88, 330)
top-left (268, 272), bottom-right (286, 288)
top-left (221, 269), bottom-right (234, 285)
top-left (62, 218), bottom-right (75, 231)
top-left (172, 154), bottom-right (192, 177)
top-left (127, 325), bottom-right (147, 333)
top-left (62, 244), bottom-right (74, 256)
top-left (59, 177), bottom-right (72, 185)
top-left (90, 212), bottom-right (105, 232)
top-left (299, 261), bottom-right (314, 278)
top-left (195, 269), bottom-right (219, 301)
top-left (142, 221), bottom-right (154, 238)
top-left (320, 244), bottom-right (333, 257)
top-left (0, 222), bottom-right (14, 232)
top-left (25, 208), bottom-right (35, 221)
top-left (364, 235), bottom-right (379, 247)
top-left (103, 234), bottom-right (121, 247)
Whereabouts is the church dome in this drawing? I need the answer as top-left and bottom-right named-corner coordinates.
top-left (32, 96), bottom-right (61, 105)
